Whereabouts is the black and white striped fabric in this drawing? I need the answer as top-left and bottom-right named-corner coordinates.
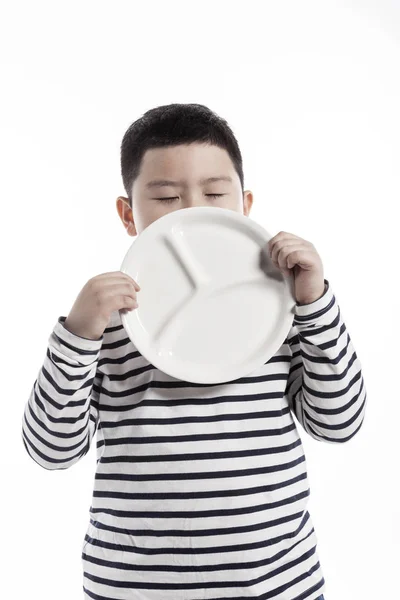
top-left (22, 278), bottom-right (366, 600)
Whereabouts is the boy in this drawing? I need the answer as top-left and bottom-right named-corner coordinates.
top-left (21, 103), bottom-right (367, 600)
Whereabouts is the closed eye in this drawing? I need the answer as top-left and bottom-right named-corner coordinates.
top-left (153, 194), bottom-right (226, 204)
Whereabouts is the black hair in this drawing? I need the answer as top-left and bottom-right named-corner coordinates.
top-left (120, 103), bottom-right (244, 206)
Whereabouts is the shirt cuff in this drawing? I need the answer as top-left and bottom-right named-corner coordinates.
top-left (48, 316), bottom-right (104, 365)
top-left (293, 278), bottom-right (336, 328)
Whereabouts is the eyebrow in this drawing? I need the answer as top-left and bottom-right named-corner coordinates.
top-left (145, 176), bottom-right (233, 189)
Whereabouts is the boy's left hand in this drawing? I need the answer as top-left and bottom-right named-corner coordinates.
top-left (262, 231), bottom-right (326, 305)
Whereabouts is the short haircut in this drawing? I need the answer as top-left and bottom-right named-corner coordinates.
top-left (120, 103), bottom-right (244, 206)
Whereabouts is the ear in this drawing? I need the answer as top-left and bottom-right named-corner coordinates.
top-left (116, 196), bottom-right (137, 236)
top-left (243, 190), bottom-right (254, 216)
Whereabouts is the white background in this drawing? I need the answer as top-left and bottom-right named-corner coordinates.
top-left (1, 1), bottom-right (399, 598)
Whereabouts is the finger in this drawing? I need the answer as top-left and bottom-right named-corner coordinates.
top-left (284, 248), bottom-right (315, 270)
top-left (268, 232), bottom-right (302, 251)
top-left (268, 236), bottom-right (297, 258)
top-left (120, 273), bottom-right (141, 291)
top-left (271, 241), bottom-right (303, 266)
top-left (277, 245), bottom-right (309, 275)
top-left (96, 272), bottom-right (141, 291)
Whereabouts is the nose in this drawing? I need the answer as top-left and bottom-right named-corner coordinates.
top-left (184, 195), bottom-right (208, 208)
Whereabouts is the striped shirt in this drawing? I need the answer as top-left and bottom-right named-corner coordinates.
top-left (21, 277), bottom-right (366, 600)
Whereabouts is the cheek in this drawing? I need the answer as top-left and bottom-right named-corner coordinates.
top-left (145, 204), bottom-right (177, 228)
top-left (222, 195), bottom-right (244, 213)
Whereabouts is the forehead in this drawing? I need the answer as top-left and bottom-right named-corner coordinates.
top-left (139, 143), bottom-right (236, 184)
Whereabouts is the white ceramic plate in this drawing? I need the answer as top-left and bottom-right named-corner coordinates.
top-left (119, 206), bottom-right (296, 384)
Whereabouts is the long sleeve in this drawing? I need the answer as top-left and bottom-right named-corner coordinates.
top-left (21, 316), bottom-right (104, 470)
top-left (285, 278), bottom-right (367, 443)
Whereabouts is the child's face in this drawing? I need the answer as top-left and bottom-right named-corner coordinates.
top-left (116, 143), bottom-right (254, 235)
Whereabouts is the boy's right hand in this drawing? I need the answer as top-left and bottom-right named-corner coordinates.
top-left (64, 271), bottom-right (140, 340)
